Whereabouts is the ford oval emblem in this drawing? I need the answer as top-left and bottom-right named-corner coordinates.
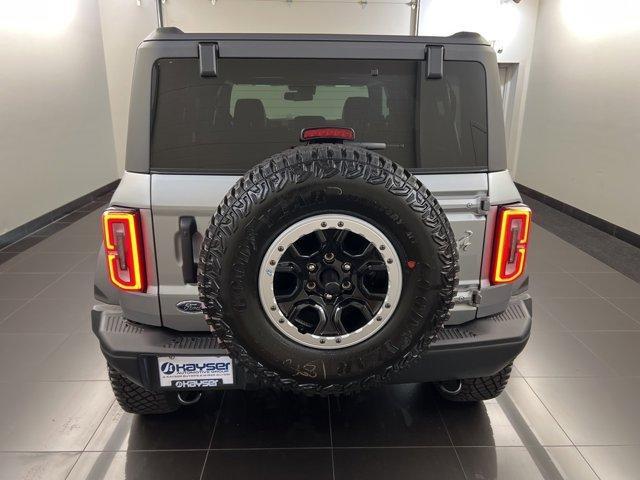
top-left (176, 300), bottom-right (204, 314)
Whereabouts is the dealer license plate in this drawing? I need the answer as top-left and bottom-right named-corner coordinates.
top-left (157, 355), bottom-right (234, 388)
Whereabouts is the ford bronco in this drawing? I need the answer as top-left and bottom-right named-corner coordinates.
top-left (92, 28), bottom-right (532, 414)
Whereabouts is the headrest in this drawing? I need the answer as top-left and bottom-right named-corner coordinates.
top-left (234, 99), bottom-right (267, 128)
top-left (342, 97), bottom-right (371, 126)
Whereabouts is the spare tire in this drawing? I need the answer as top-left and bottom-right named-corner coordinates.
top-left (198, 144), bottom-right (458, 395)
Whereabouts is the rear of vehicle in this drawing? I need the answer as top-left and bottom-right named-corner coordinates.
top-left (93, 29), bottom-right (532, 414)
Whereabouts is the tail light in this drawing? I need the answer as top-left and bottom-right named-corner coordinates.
top-left (491, 205), bottom-right (531, 284)
top-left (102, 209), bottom-right (146, 292)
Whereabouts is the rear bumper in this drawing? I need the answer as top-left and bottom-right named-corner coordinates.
top-left (92, 295), bottom-right (531, 392)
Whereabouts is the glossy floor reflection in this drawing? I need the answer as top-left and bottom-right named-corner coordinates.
top-left (1, 196), bottom-right (639, 479)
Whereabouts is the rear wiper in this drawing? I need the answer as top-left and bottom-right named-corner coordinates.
top-left (350, 142), bottom-right (386, 150)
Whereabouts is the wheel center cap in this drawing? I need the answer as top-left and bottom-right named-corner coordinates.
top-left (319, 267), bottom-right (340, 287)
top-left (324, 281), bottom-right (342, 295)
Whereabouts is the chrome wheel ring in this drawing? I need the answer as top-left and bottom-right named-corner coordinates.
top-left (258, 214), bottom-right (402, 350)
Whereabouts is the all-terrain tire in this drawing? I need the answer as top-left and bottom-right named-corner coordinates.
top-left (108, 365), bottom-right (180, 415)
top-left (436, 363), bottom-right (513, 402)
top-left (198, 144), bottom-right (459, 396)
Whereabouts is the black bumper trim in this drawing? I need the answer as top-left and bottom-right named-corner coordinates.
top-left (92, 295), bottom-right (531, 391)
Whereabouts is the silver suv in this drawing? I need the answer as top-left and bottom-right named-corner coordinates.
top-left (92, 28), bottom-right (532, 414)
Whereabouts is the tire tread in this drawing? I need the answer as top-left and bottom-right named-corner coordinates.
top-left (108, 365), bottom-right (179, 415)
top-left (438, 363), bottom-right (513, 402)
top-left (198, 144), bottom-right (459, 396)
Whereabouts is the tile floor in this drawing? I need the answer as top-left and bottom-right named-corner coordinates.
top-left (0, 196), bottom-right (639, 479)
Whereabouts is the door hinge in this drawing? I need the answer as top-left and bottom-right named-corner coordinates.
top-left (425, 45), bottom-right (444, 79)
top-left (453, 289), bottom-right (482, 307)
top-left (471, 290), bottom-right (483, 306)
top-left (476, 195), bottom-right (491, 215)
top-left (198, 43), bottom-right (218, 77)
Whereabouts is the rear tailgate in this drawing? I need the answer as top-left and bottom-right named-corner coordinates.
top-left (151, 173), bottom-right (488, 331)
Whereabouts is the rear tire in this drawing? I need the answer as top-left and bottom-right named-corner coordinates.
top-left (435, 363), bottom-right (513, 402)
top-left (108, 365), bottom-right (180, 415)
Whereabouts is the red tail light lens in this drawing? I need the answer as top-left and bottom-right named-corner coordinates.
top-left (491, 205), bottom-right (531, 284)
top-left (300, 127), bottom-right (355, 142)
top-left (102, 209), bottom-right (146, 292)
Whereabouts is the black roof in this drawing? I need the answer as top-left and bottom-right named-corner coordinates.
top-left (144, 27), bottom-right (489, 46)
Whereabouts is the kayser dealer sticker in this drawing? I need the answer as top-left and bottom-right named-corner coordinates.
top-left (158, 355), bottom-right (234, 388)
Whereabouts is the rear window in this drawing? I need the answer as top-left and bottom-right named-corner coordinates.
top-left (150, 58), bottom-right (487, 173)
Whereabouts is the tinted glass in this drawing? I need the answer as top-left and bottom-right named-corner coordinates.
top-left (150, 58), bottom-right (487, 173)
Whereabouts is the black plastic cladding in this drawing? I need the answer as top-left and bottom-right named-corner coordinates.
top-left (125, 29), bottom-right (506, 173)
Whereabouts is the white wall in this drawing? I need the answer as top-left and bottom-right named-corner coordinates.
top-left (516, 0), bottom-right (640, 234)
top-left (98, 0), bottom-right (157, 175)
top-left (0, 0), bottom-right (118, 235)
top-left (165, 0), bottom-right (414, 35)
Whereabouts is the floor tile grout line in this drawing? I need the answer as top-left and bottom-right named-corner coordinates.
top-left (432, 394), bottom-right (468, 480)
top-left (0, 249), bottom-right (93, 329)
top-left (0, 252), bottom-right (91, 348)
top-left (32, 259), bottom-right (91, 300)
top-left (582, 293), bottom-right (640, 328)
top-left (199, 390), bottom-right (226, 480)
top-left (79, 399), bottom-right (116, 455)
top-left (520, 376), bottom-right (579, 451)
top-left (63, 399), bottom-right (116, 480)
top-left (574, 447), bottom-right (604, 480)
top-left (531, 301), bottom-right (569, 332)
top-left (560, 268), bottom-right (638, 376)
top-left (0, 252), bottom-right (96, 276)
top-left (61, 450), bottom-right (83, 480)
top-left (515, 377), bottom-right (605, 479)
top-left (0, 302), bottom-right (31, 328)
top-left (327, 397), bottom-right (336, 480)
top-left (535, 285), bottom-right (640, 332)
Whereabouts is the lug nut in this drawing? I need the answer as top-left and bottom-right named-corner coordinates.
top-left (337, 221), bottom-right (344, 227)
top-left (342, 262), bottom-right (351, 272)
top-left (277, 246), bottom-right (284, 252)
top-left (386, 258), bottom-right (393, 264)
top-left (307, 263), bottom-right (317, 272)
top-left (335, 337), bottom-right (341, 343)
top-left (270, 305), bottom-right (277, 311)
top-left (380, 244), bottom-right (386, 250)
top-left (321, 221), bottom-right (327, 228)
top-left (269, 259), bottom-right (276, 266)
top-left (320, 338), bottom-right (326, 344)
top-left (278, 318), bottom-right (285, 323)
top-left (341, 281), bottom-right (351, 290)
top-left (306, 281), bottom-right (316, 290)
top-left (325, 293), bottom-right (333, 301)
top-left (385, 303), bottom-right (391, 309)
top-left (376, 315), bottom-right (383, 321)
top-left (324, 252), bottom-right (335, 263)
